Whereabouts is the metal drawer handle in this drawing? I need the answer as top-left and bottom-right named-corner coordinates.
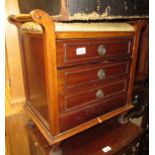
top-left (98, 45), bottom-right (106, 56)
top-left (97, 69), bottom-right (105, 80)
top-left (96, 89), bottom-right (104, 99)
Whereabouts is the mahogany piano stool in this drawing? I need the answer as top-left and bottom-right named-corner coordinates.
top-left (9, 9), bottom-right (146, 155)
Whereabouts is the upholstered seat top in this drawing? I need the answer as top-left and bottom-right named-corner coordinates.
top-left (20, 22), bottom-right (134, 32)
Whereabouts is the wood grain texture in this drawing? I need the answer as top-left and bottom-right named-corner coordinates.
top-left (63, 82), bottom-right (126, 110)
top-left (19, 30), bottom-right (134, 135)
top-left (5, 111), bottom-right (31, 155)
top-left (27, 119), bottom-right (143, 155)
top-left (5, 0), bottom-right (25, 106)
top-left (59, 93), bottom-right (127, 131)
top-left (57, 61), bottom-right (130, 92)
top-left (136, 21), bottom-right (149, 81)
top-left (21, 34), bottom-right (49, 123)
top-left (5, 29), bottom-right (29, 155)
top-left (56, 37), bottom-right (132, 67)
top-left (127, 20), bottom-right (147, 104)
top-left (30, 9), bottom-right (60, 136)
top-left (18, 31), bottom-right (135, 39)
top-left (25, 103), bottom-right (133, 145)
top-left (61, 120), bottom-right (143, 155)
top-left (5, 1), bottom-right (30, 155)
top-left (8, 9), bottom-right (144, 147)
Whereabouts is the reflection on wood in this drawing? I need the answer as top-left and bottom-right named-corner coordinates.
top-left (5, 111), bottom-right (31, 155)
top-left (5, 0), bottom-right (25, 106)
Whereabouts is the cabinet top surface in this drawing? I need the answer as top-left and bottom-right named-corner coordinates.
top-left (20, 22), bottom-right (134, 33)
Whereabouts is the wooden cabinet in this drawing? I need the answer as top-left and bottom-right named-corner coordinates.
top-left (9, 9), bottom-right (145, 149)
top-left (27, 119), bottom-right (143, 155)
top-left (116, 139), bottom-right (141, 155)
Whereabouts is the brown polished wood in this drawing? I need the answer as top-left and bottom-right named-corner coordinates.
top-left (5, 1), bottom-right (32, 155)
top-left (62, 120), bottom-right (143, 155)
top-left (27, 119), bottom-right (143, 155)
top-left (136, 21), bottom-right (149, 81)
top-left (5, 111), bottom-right (31, 155)
top-left (126, 20), bottom-right (147, 105)
top-left (30, 9), bottom-right (60, 136)
top-left (62, 81), bottom-right (127, 110)
top-left (59, 93), bottom-right (127, 131)
top-left (57, 60), bottom-right (130, 92)
top-left (25, 103), bottom-right (133, 145)
top-left (9, 9), bottom-right (143, 146)
top-left (56, 37), bottom-right (132, 67)
top-left (6, 0), bottom-right (25, 105)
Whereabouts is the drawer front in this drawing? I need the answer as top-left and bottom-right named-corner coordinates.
top-left (59, 79), bottom-right (128, 112)
top-left (56, 38), bottom-right (133, 67)
top-left (116, 138), bottom-right (141, 155)
top-left (57, 61), bottom-right (130, 92)
top-left (59, 93), bottom-right (127, 132)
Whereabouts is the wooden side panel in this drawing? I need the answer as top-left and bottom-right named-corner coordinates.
top-left (21, 35), bottom-right (49, 123)
top-left (136, 22), bottom-right (149, 81)
top-left (30, 10), bottom-right (60, 136)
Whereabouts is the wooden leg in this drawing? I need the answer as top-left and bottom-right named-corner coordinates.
top-left (49, 143), bottom-right (63, 155)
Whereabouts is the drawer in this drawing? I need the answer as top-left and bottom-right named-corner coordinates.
top-left (116, 138), bottom-right (141, 155)
top-left (57, 61), bottom-right (130, 92)
top-left (56, 37), bottom-right (133, 67)
top-left (59, 80), bottom-right (128, 112)
top-left (59, 93), bottom-right (127, 132)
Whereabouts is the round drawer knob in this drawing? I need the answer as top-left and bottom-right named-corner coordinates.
top-left (98, 45), bottom-right (106, 56)
top-left (96, 89), bottom-right (104, 99)
top-left (136, 142), bottom-right (140, 148)
top-left (34, 142), bottom-right (38, 147)
top-left (97, 69), bottom-right (105, 80)
top-left (132, 146), bottom-right (136, 152)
